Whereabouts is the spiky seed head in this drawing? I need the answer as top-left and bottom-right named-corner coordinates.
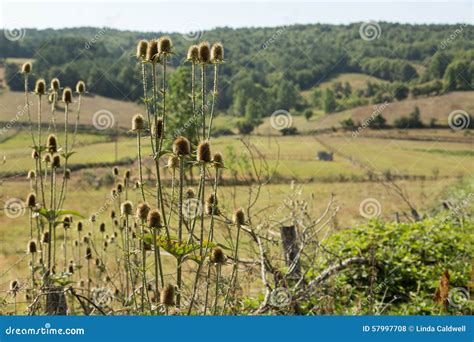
top-left (74, 240), bottom-right (79, 247)
top-left (10, 280), bottom-right (19, 292)
top-left (110, 210), bottom-right (116, 219)
top-left (136, 40), bottom-right (148, 59)
top-left (27, 169), bottom-right (36, 179)
top-left (160, 284), bottom-right (175, 306)
top-left (62, 87), bottom-right (73, 103)
top-left (21, 62), bottom-right (32, 74)
top-left (83, 235), bottom-right (90, 244)
top-left (68, 264), bottom-right (74, 273)
top-left (52, 154), bottom-right (61, 168)
top-left (63, 215), bottom-right (72, 228)
top-left (205, 194), bottom-right (218, 215)
top-left (146, 39), bottom-right (159, 63)
top-left (197, 141), bottom-right (211, 163)
top-left (113, 166), bottom-right (119, 176)
top-left (121, 201), bottom-right (133, 216)
top-left (173, 136), bottom-right (191, 156)
top-left (233, 208), bottom-right (245, 225)
top-left (85, 247), bottom-right (93, 260)
top-left (50, 78), bottom-right (60, 90)
top-left (210, 247), bottom-right (226, 265)
top-left (211, 43), bottom-right (224, 63)
top-left (26, 192), bottom-right (36, 207)
top-left (31, 150), bottom-right (39, 159)
top-left (136, 202), bottom-right (150, 221)
top-left (77, 221), bottom-right (83, 232)
top-left (90, 215), bottom-right (97, 223)
top-left (187, 45), bottom-right (199, 62)
top-left (76, 80), bottom-right (86, 94)
top-left (116, 183), bottom-right (123, 193)
top-left (147, 209), bottom-right (162, 229)
top-left (42, 231), bottom-right (50, 243)
top-left (154, 118), bottom-right (163, 138)
top-left (158, 36), bottom-right (172, 55)
top-left (132, 113), bottom-right (145, 131)
top-left (64, 168), bottom-right (71, 179)
top-left (46, 134), bottom-right (58, 153)
top-left (99, 222), bottom-right (106, 233)
top-left (103, 240), bottom-right (108, 249)
top-left (43, 153), bottom-right (52, 164)
top-left (167, 155), bottom-right (179, 169)
top-left (212, 152), bottom-right (224, 168)
top-left (198, 41), bottom-right (211, 64)
top-left (124, 169), bottom-right (131, 179)
top-left (35, 79), bottom-right (46, 95)
top-left (186, 188), bottom-right (195, 199)
top-left (143, 240), bottom-right (152, 251)
top-left (28, 240), bottom-right (37, 254)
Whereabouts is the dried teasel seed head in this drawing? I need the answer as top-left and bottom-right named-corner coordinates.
top-left (68, 264), bottom-right (74, 273)
top-left (27, 240), bottom-right (37, 254)
top-left (187, 45), bottom-right (199, 62)
top-left (146, 39), bottom-right (159, 63)
top-left (99, 222), bottom-right (106, 233)
top-left (132, 113), bottom-right (145, 131)
top-left (64, 168), bottom-right (71, 179)
top-left (63, 215), bottom-right (72, 228)
top-left (21, 62), bottom-right (32, 74)
top-left (35, 79), bottom-right (46, 95)
top-left (136, 40), bottom-right (148, 59)
top-left (85, 247), bottom-right (93, 260)
top-left (158, 36), bottom-right (172, 55)
top-left (154, 118), bottom-right (163, 138)
top-left (42, 231), bottom-right (50, 243)
top-left (121, 201), bottom-right (133, 216)
top-left (83, 235), bottom-right (90, 244)
top-left (167, 155), bottom-right (179, 169)
top-left (160, 284), bottom-right (175, 306)
top-left (205, 194), bottom-right (219, 215)
top-left (50, 78), bottom-right (60, 90)
top-left (52, 154), bottom-right (61, 168)
top-left (46, 134), bottom-right (58, 153)
top-left (211, 43), bottom-right (224, 63)
top-left (124, 169), bottom-right (131, 179)
top-left (210, 247), bottom-right (226, 265)
top-left (90, 215), bottom-right (96, 223)
top-left (233, 208), bottom-right (245, 226)
top-left (31, 150), bottom-right (39, 159)
top-left (43, 153), bottom-right (52, 164)
top-left (110, 210), bottom-right (116, 219)
top-left (136, 202), bottom-right (151, 221)
top-left (212, 152), bottom-right (224, 168)
top-left (76, 80), bottom-right (86, 94)
top-left (62, 87), bottom-right (73, 104)
top-left (186, 188), bottom-right (195, 199)
top-left (197, 141), bottom-right (211, 163)
top-left (27, 169), bottom-right (36, 179)
top-left (173, 136), bottom-right (191, 156)
top-left (10, 280), bottom-right (19, 292)
top-left (26, 192), bottom-right (36, 207)
top-left (116, 183), bottom-right (124, 194)
top-left (147, 209), bottom-right (162, 229)
top-left (76, 221), bottom-right (83, 232)
top-left (198, 41), bottom-right (211, 64)
top-left (113, 166), bottom-right (119, 176)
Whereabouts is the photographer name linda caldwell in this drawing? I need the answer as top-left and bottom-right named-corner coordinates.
top-left (416, 325), bottom-right (466, 332)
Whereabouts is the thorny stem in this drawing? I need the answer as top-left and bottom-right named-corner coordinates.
top-left (222, 223), bottom-right (241, 313)
top-left (176, 156), bottom-right (185, 308)
top-left (207, 63), bottom-right (219, 140)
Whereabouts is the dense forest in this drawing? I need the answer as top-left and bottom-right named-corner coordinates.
top-left (2, 23), bottom-right (473, 128)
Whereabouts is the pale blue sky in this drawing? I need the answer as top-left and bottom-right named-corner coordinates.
top-left (1, 0), bottom-right (472, 32)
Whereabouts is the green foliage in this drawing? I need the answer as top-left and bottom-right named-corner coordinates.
top-left (394, 106), bottom-right (424, 128)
